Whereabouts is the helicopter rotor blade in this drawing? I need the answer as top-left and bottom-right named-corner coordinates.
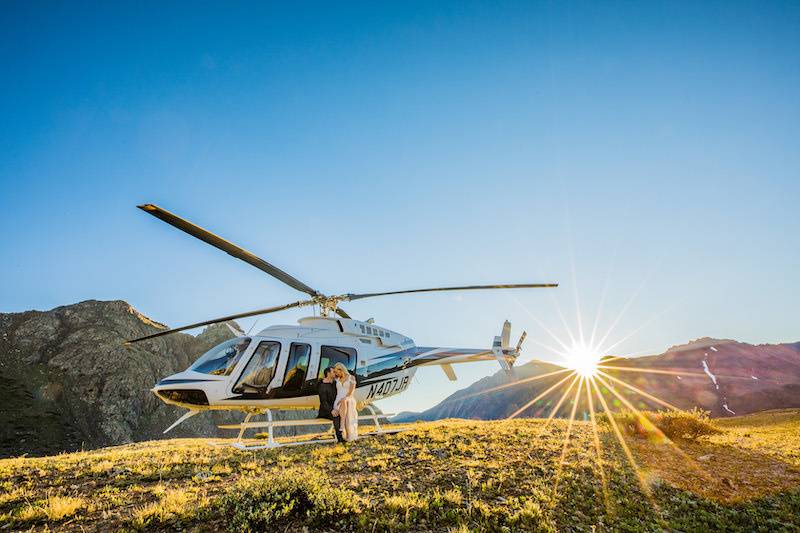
top-left (344, 283), bottom-right (558, 302)
top-left (334, 307), bottom-right (351, 319)
top-left (124, 299), bottom-right (314, 344)
top-left (137, 204), bottom-right (321, 297)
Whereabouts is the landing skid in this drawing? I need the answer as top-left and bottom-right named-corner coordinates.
top-left (216, 404), bottom-right (404, 450)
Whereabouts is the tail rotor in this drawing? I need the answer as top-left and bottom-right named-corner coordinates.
top-left (493, 321), bottom-right (527, 377)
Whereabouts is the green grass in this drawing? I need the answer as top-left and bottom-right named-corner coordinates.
top-left (0, 410), bottom-right (799, 531)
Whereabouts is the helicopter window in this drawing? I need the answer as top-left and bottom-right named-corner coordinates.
top-left (359, 325), bottom-right (365, 333)
top-left (232, 341), bottom-right (281, 393)
top-left (282, 343), bottom-right (311, 393)
top-left (190, 337), bottom-right (251, 376)
top-left (317, 345), bottom-right (357, 379)
top-left (357, 351), bottom-right (406, 381)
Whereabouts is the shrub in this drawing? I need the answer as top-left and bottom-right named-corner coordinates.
top-left (380, 488), bottom-right (465, 526)
top-left (384, 492), bottom-right (427, 517)
top-left (13, 494), bottom-right (84, 524)
top-left (654, 408), bottom-right (722, 440)
top-left (508, 499), bottom-right (555, 533)
top-left (605, 410), bottom-right (662, 440)
top-left (220, 468), bottom-right (363, 531)
top-left (604, 409), bottom-right (722, 441)
top-left (129, 488), bottom-right (199, 529)
top-left (43, 495), bottom-right (84, 521)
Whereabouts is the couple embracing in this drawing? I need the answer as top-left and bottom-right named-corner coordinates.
top-left (318, 363), bottom-right (358, 442)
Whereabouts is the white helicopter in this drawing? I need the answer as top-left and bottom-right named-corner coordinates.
top-left (128, 204), bottom-right (558, 448)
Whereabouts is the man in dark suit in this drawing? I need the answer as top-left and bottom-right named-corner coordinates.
top-left (318, 367), bottom-right (344, 443)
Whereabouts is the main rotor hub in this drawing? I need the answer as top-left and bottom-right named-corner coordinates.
top-left (315, 296), bottom-right (344, 317)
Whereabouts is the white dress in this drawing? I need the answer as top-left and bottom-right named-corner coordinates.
top-left (334, 374), bottom-right (358, 441)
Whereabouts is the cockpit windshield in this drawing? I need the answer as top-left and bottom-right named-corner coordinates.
top-left (190, 337), bottom-right (251, 376)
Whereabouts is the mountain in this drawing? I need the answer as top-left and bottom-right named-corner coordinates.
top-left (0, 300), bottom-right (244, 458)
top-left (395, 337), bottom-right (800, 422)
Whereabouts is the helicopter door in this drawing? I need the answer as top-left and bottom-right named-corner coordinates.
top-left (319, 345), bottom-right (358, 379)
top-left (232, 341), bottom-right (282, 396)
top-left (273, 343), bottom-right (311, 398)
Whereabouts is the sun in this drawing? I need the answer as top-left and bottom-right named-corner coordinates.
top-left (564, 341), bottom-right (602, 378)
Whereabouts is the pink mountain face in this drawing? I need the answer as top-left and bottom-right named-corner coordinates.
top-left (599, 339), bottom-right (800, 417)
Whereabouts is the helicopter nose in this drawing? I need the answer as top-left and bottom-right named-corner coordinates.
top-left (154, 370), bottom-right (219, 387)
top-left (151, 373), bottom-right (182, 393)
top-left (151, 371), bottom-right (220, 406)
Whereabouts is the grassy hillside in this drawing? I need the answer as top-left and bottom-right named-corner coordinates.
top-left (1, 410), bottom-right (799, 531)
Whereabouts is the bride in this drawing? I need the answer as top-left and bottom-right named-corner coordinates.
top-left (332, 363), bottom-right (358, 441)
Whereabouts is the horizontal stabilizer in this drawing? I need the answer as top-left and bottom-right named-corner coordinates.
top-left (441, 363), bottom-right (457, 381)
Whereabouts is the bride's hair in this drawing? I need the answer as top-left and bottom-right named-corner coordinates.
top-left (333, 362), bottom-right (350, 377)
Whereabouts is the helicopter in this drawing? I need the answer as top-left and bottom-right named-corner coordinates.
top-left (127, 204), bottom-right (558, 448)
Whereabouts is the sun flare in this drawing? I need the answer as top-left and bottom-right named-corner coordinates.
top-left (564, 341), bottom-right (602, 378)
top-left (495, 288), bottom-right (754, 512)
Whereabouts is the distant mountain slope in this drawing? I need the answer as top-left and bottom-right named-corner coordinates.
top-left (0, 300), bottom-right (241, 457)
top-left (393, 360), bottom-right (568, 422)
top-left (395, 337), bottom-right (800, 422)
top-left (610, 337), bottom-right (800, 417)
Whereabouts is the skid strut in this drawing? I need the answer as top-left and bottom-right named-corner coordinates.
top-left (221, 407), bottom-right (401, 450)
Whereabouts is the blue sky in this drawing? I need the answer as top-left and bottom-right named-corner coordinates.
top-left (1, 1), bottom-right (799, 412)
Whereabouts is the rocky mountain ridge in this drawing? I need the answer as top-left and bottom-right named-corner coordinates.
top-left (0, 300), bottom-right (242, 458)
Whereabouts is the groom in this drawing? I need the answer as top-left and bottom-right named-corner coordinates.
top-left (318, 367), bottom-right (344, 443)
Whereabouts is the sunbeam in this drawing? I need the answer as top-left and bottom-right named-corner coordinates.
top-left (508, 371), bottom-right (577, 419)
top-left (593, 276), bottom-right (649, 354)
top-left (593, 373), bottom-right (715, 480)
top-left (596, 370), bottom-right (682, 411)
top-left (541, 373), bottom-right (582, 428)
top-left (588, 377), bottom-right (654, 499)
top-left (562, 340), bottom-right (603, 378)
top-left (599, 364), bottom-right (763, 382)
top-left (448, 367), bottom-right (572, 404)
top-left (553, 377), bottom-right (584, 493)
top-left (509, 294), bottom-right (573, 354)
top-left (500, 265), bottom-right (763, 522)
top-left (585, 374), bottom-right (613, 516)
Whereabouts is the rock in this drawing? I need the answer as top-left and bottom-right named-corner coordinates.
top-left (193, 470), bottom-right (212, 482)
top-left (697, 454), bottom-right (713, 461)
